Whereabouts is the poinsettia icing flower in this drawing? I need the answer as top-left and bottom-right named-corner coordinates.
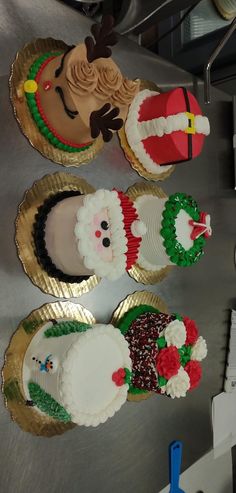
top-left (156, 346), bottom-right (180, 380)
top-left (166, 366), bottom-right (190, 398)
top-left (191, 336), bottom-right (207, 361)
top-left (164, 320), bottom-right (186, 348)
top-left (183, 317), bottom-right (199, 345)
top-left (184, 360), bottom-right (202, 389)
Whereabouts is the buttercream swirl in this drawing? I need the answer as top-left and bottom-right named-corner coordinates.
top-left (66, 60), bottom-right (98, 97)
top-left (94, 67), bottom-right (123, 100)
top-left (112, 78), bottom-right (140, 106)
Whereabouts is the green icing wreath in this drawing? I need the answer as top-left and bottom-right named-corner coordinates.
top-left (26, 52), bottom-right (92, 153)
top-left (28, 382), bottom-right (71, 422)
top-left (160, 192), bottom-right (206, 266)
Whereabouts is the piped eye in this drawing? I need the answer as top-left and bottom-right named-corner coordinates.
top-left (101, 221), bottom-right (109, 230)
top-left (102, 237), bottom-right (110, 248)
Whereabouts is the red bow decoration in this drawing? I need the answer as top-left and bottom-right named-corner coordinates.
top-left (189, 212), bottom-right (212, 241)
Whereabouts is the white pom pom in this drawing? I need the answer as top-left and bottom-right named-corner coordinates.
top-left (131, 220), bottom-right (147, 238)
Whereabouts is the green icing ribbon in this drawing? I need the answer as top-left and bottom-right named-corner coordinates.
top-left (117, 305), bottom-right (160, 335)
top-left (178, 345), bottom-right (192, 366)
top-left (28, 382), bottom-right (71, 422)
top-left (3, 379), bottom-right (24, 403)
top-left (128, 385), bottom-right (148, 395)
top-left (160, 193), bottom-right (206, 267)
top-left (26, 52), bottom-right (92, 153)
top-left (156, 336), bottom-right (166, 349)
top-left (44, 320), bottom-right (91, 338)
top-left (22, 319), bottom-right (42, 334)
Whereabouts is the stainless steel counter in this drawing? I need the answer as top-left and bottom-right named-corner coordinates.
top-left (0, 1), bottom-right (235, 492)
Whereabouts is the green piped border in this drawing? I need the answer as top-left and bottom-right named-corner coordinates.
top-left (117, 304), bottom-right (160, 335)
top-left (26, 52), bottom-right (92, 153)
top-left (28, 382), bottom-right (71, 422)
top-left (44, 320), bottom-right (91, 338)
top-left (160, 193), bottom-right (206, 266)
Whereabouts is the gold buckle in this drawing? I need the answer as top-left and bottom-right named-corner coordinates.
top-left (185, 112), bottom-right (196, 134)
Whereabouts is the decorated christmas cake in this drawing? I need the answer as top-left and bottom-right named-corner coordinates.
top-left (17, 15), bottom-right (139, 153)
top-left (16, 303), bottom-right (207, 429)
top-left (33, 181), bottom-right (212, 283)
top-left (125, 87), bottom-right (210, 174)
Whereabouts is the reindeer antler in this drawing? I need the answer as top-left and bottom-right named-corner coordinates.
top-left (90, 103), bottom-right (123, 142)
top-left (85, 15), bottom-right (118, 63)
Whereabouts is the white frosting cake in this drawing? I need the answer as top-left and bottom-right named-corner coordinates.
top-left (23, 320), bottom-right (131, 427)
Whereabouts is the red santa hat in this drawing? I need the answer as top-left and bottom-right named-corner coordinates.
top-left (125, 88), bottom-right (210, 174)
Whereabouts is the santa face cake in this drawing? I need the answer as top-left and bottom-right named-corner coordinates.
top-left (22, 15), bottom-right (139, 153)
top-left (125, 87), bottom-right (210, 174)
top-left (23, 319), bottom-right (132, 427)
top-left (33, 183), bottom-right (212, 283)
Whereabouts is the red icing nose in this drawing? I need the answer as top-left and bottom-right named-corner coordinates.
top-left (95, 230), bottom-right (101, 238)
top-left (43, 80), bottom-right (52, 91)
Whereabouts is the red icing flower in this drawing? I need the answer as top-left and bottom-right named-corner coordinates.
top-left (185, 360), bottom-right (202, 390)
top-left (156, 346), bottom-right (180, 380)
top-left (112, 368), bottom-right (126, 387)
top-left (183, 317), bottom-right (199, 345)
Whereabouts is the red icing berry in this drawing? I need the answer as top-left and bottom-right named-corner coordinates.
top-left (43, 80), bottom-right (52, 91)
top-left (183, 317), bottom-right (199, 345)
top-left (184, 360), bottom-right (202, 390)
top-left (95, 230), bottom-right (101, 238)
top-left (112, 368), bottom-right (126, 386)
top-left (156, 346), bottom-right (180, 380)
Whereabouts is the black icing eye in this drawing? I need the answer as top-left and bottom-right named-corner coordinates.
top-left (102, 237), bottom-right (110, 248)
top-left (101, 221), bottom-right (109, 230)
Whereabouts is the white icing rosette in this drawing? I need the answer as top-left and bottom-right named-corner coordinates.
top-left (164, 320), bottom-right (186, 348)
top-left (165, 367), bottom-right (190, 399)
top-left (191, 336), bottom-right (207, 361)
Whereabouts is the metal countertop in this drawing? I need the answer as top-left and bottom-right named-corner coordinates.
top-left (0, 1), bottom-right (235, 492)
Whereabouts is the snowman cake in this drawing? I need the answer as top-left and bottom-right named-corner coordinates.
top-left (125, 87), bottom-right (210, 175)
top-left (33, 182), bottom-right (212, 283)
top-left (20, 304), bottom-right (207, 428)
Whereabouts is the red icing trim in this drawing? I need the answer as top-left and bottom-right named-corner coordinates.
top-left (34, 56), bottom-right (92, 149)
top-left (116, 191), bottom-right (141, 270)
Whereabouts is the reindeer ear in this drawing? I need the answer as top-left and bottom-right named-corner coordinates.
top-left (85, 15), bottom-right (118, 63)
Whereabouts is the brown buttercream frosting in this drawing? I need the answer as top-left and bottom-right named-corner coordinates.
top-left (66, 60), bottom-right (99, 97)
top-left (111, 78), bottom-right (140, 106)
top-left (94, 66), bottom-right (123, 100)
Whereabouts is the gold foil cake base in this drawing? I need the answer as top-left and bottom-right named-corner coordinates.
top-left (111, 290), bottom-right (168, 402)
top-left (15, 172), bottom-right (100, 298)
top-left (127, 182), bottom-right (174, 284)
top-left (118, 79), bottom-right (175, 181)
top-left (2, 301), bottom-right (95, 437)
top-left (10, 38), bottom-right (103, 167)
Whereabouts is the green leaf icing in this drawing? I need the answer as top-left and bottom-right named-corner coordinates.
top-left (172, 313), bottom-right (183, 321)
top-left (117, 305), bottom-right (160, 335)
top-left (158, 376), bottom-right (167, 387)
top-left (160, 193), bottom-right (206, 266)
top-left (44, 320), bottom-right (91, 338)
top-left (156, 336), bottom-right (166, 349)
top-left (128, 385), bottom-right (148, 395)
top-left (28, 382), bottom-right (71, 422)
top-left (124, 368), bottom-right (132, 386)
top-left (178, 345), bottom-right (192, 366)
top-left (3, 379), bottom-right (24, 403)
top-left (26, 52), bottom-right (92, 153)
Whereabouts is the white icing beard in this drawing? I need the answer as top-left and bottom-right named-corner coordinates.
top-left (22, 321), bottom-right (131, 427)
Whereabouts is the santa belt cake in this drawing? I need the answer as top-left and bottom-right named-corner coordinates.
top-left (21, 305), bottom-right (207, 427)
top-left (33, 184), bottom-right (212, 283)
top-left (125, 87), bottom-right (210, 173)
